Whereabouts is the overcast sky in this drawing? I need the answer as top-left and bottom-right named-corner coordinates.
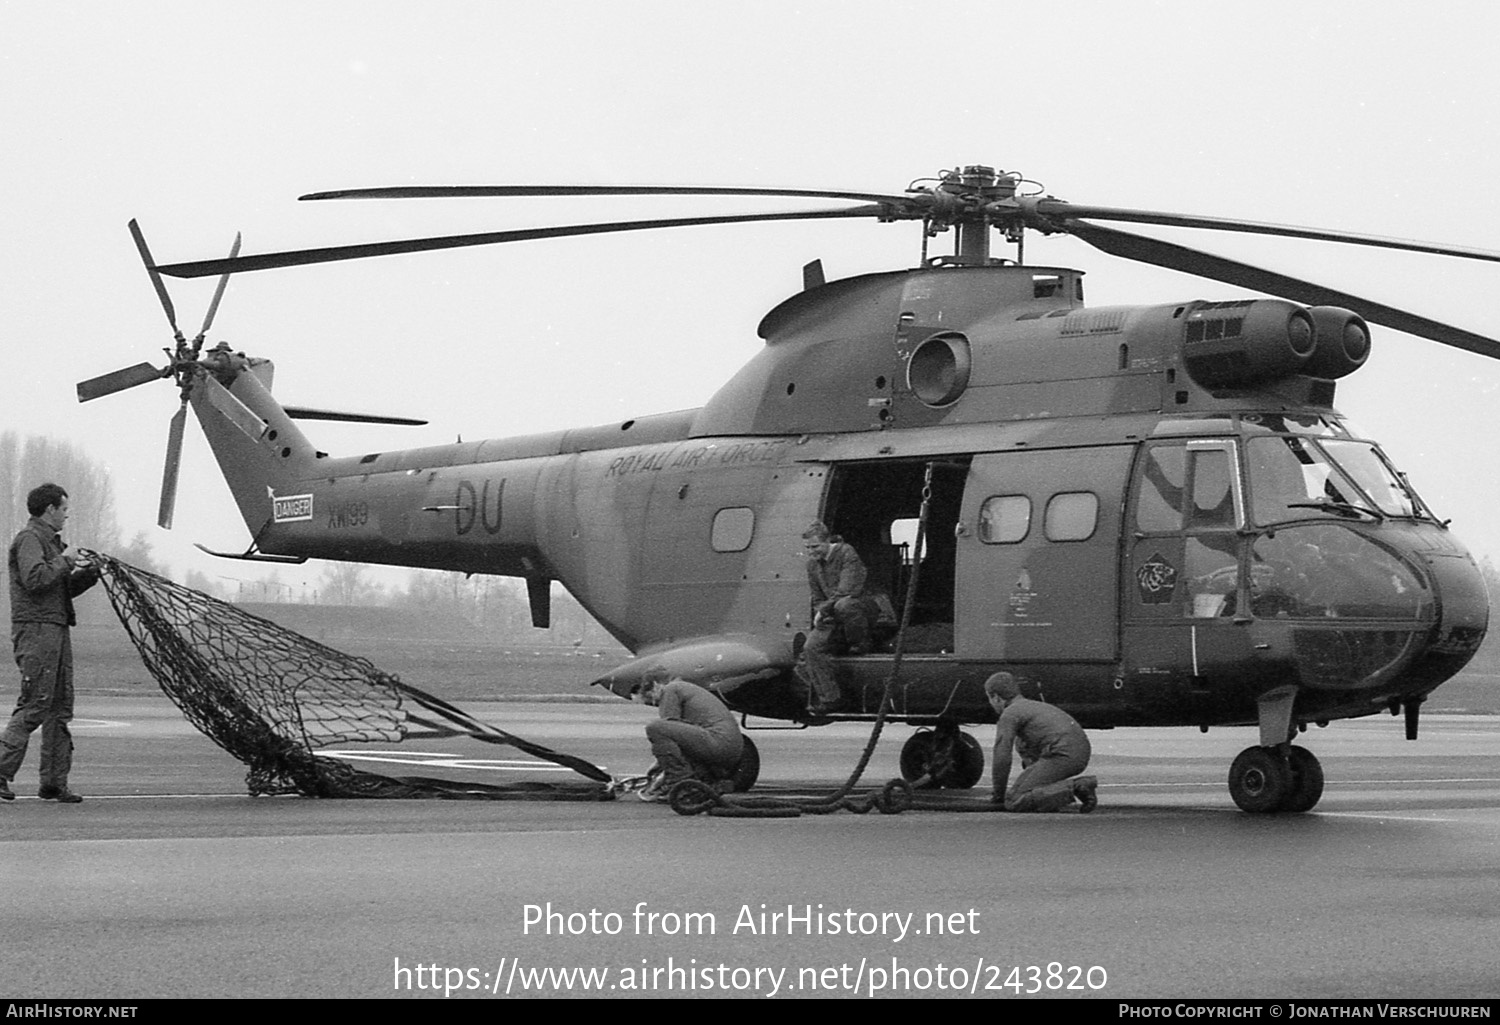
top-left (4, 1), bottom-right (1500, 592)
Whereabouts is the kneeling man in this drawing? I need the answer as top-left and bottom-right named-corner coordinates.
top-left (636, 669), bottom-right (743, 801)
top-left (986, 672), bottom-right (1098, 813)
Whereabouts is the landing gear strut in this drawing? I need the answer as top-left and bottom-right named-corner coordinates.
top-left (900, 726), bottom-right (985, 789)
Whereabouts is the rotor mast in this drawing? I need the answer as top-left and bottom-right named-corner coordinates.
top-left (925, 165), bottom-right (1021, 267)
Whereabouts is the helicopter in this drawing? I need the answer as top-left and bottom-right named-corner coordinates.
top-left (77, 165), bottom-right (1500, 813)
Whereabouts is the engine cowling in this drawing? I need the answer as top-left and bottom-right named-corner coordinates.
top-left (1181, 299), bottom-right (1316, 390)
top-left (1304, 306), bottom-right (1371, 379)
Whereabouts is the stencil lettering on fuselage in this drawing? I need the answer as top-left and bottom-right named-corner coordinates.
top-left (272, 493), bottom-right (313, 523)
top-left (454, 479), bottom-right (504, 536)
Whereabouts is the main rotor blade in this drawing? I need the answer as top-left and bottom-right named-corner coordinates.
top-left (195, 232), bottom-right (242, 342)
top-left (1064, 219), bottom-right (1500, 360)
top-left (155, 205), bottom-right (888, 278)
top-left (128, 219), bottom-right (182, 336)
top-left (76, 362), bottom-right (165, 403)
top-left (1027, 199), bottom-right (1500, 265)
top-left (300, 184), bottom-right (912, 204)
top-left (301, 184), bottom-right (913, 204)
top-left (159, 402), bottom-right (187, 530)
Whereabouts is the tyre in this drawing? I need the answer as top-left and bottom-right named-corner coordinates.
top-left (899, 731), bottom-right (940, 788)
top-left (730, 735), bottom-right (760, 793)
top-left (900, 730), bottom-right (984, 789)
top-left (1279, 745), bottom-right (1324, 813)
top-left (1228, 746), bottom-right (1291, 813)
top-left (946, 731), bottom-right (985, 790)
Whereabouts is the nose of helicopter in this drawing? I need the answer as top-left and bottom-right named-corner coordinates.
top-left (1250, 523), bottom-right (1487, 697)
top-left (1401, 532), bottom-right (1490, 684)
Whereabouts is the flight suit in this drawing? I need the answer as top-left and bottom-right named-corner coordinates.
top-left (2, 518), bottom-right (98, 791)
top-left (646, 680), bottom-right (744, 785)
top-left (992, 696), bottom-right (1093, 812)
top-left (800, 541), bottom-right (873, 709)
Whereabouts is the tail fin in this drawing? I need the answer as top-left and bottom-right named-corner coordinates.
top-left (189, 348), bottom-right (320, 538)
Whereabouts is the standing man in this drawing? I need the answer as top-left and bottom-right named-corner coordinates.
top-left (2, 483), bottom-right (99, 803)
top-left (798, 521), bottom-right (872, 716)
top-left (985, 672), bottom-right (1098, 813)
top-left (635, 668), bottom-right (744, 802)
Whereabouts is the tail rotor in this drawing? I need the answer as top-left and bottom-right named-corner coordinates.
top-left (78, 220), bottom-right (240, 528)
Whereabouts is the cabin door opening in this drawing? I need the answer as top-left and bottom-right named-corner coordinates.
top-left (820, 459), bottom-right (969, 653)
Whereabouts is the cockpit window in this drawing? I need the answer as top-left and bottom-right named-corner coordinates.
top-left (1246, 436), bottom-right (1367, 525)
top-left (1248, 525), bottom-right (1429, 620)
top-left (1239, 413), bottom-right (1347, 437)
top-left (1135, 446), bottom-right (1187, 532)
top-left (1318, 440), bottom-right (1429, 518)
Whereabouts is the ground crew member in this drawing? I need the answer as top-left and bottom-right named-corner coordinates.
top-left (985, 671), bottom-right (1098, 813)
top-left (635, 669), bottom-right (744, 802)
top-left (798, 521), bottom-right (873, 716)
top-left (2, 483), bottom-right (100, 803)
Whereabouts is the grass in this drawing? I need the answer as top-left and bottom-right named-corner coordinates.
top-left (51, 616), bottom-right (1500, 713)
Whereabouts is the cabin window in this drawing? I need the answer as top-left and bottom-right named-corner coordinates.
top-left (1044, 492), bottom-right (1098, 542)
top-left (978, 495), bottom-right (1030, 544)
top-left (888, 517), bottom-right (927, 562)
top-left (710, 507), bottom-right (755, 552)
top-left (1032, 274), bottom-right (1063, 298)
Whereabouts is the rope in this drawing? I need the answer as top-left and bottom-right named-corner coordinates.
top-left (672, 462), bottom-right (958, 818)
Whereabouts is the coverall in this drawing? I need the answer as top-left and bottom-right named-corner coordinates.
top-left (800, 541), bottom-right (873, 708)
top-left (647, 680), bottom-right (744, 785)
top-left (992, 696), bottom-right (1093, 812)
top-left (2, 517), bottom-right (99, 790)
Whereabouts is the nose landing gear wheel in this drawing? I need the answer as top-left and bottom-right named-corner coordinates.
top-left (1228, 746), bottom-right (1291, 813)
top-left (1280, 745), bottom-right (1324, 813)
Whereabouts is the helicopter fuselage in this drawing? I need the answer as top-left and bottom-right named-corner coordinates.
top-left (186, 263), bottom-right (1488, 739)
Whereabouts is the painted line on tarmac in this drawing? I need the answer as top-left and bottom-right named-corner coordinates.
top-left (1338, 777), bottom-right (1500, 785)
top-left (1314, 811), bottom-right (1493, 823)
top-left (72, 718), bottom-right (131, 729)
top-left (1106, 777), bottom-right (1500, 787)
top-left (5, 793), bottom-right (252, 800)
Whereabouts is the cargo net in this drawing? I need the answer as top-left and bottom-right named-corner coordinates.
top-left (85, 552), bottom-right (613, 800)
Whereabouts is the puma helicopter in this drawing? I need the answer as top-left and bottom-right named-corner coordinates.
top-left (80, 165), bottom-right (1498, 813)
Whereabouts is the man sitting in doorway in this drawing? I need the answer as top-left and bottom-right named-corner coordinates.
top-left (798, 521), bottom-right (874, 716)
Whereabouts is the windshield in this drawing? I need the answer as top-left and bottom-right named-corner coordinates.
top-left (1246, 436), bottom-right (1366, 524)
top-left (1318, 440), bottom-right (1429, 518)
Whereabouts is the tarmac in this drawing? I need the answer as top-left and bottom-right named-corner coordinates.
top-left (3, 696), bottom-right (1499, 999)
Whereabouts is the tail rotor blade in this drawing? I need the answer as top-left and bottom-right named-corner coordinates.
top-left (77, 362), bottom-right (166, 403)
top-left (128, 219), bottom-right (183, 339)
top-left (195, 232), bottom-right (242, 346)
top-left (159, 402), bottom-right (187, 530)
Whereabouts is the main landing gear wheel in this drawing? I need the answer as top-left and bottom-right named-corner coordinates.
top-left (730, 736), bottom-right (760, 793)
top-left (1228, 745), bottom-right (1324, 813)
top-left (900, 729), bottom-right (985, 789)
